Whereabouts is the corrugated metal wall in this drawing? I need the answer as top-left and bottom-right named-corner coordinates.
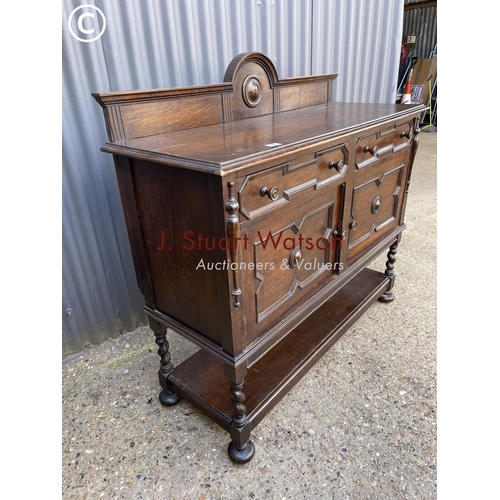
top-left (403, 4), bottom-right (437, 58)
top-left (312, 0), bottom-right (405, 102)
top-left (62, 0), bottom-right (404, 357)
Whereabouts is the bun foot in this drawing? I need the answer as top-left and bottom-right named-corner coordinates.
top-left (159, 389), bottom-right (181, 406)
top-left (378, 290), bottom-right (395, 303)
top-left (228, 439), bottom-right (255, 464)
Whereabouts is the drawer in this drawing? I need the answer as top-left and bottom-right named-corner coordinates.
top-left (238, 144), bottom-right (348, 220)
top-left (240, 185), bottom-right (345, 342)
top-left (347, 151), bottom-right (409, 262)
top-left (355, 121), bottom-right (413, 169)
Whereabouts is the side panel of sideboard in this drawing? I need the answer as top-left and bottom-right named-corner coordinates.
top-left (115, 156), bottom-right (234, 350)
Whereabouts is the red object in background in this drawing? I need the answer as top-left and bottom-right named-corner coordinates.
top-left (401, 44), bottom-right (407, 66)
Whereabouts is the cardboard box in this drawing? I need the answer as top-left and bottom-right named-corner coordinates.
top-left (410, 58), bottom-right (437, 105)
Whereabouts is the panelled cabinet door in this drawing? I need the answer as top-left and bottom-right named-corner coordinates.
top-left (347, 121), bottom-right (414, 262)
top-left (240, 178), bottom-right (346, 344)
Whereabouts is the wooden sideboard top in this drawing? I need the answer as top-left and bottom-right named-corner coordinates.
top-left (93, 52), bottom-right (425, 174)
top-left (100, 101), bottom-right (425, 174)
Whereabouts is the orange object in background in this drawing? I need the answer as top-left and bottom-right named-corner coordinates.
top-left (401, 80), bottom-right (412, 104)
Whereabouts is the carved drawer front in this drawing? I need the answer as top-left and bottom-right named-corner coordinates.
top-left (241, 186), bottom-right (344, 341)
top-left (238, 144), bottom-right (348, 220)
top-left (347, 157), bottom-right (407, 261)
top-left (355, 121), bottom-right (413, 169)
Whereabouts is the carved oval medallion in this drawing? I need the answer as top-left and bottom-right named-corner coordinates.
top-left (242, 74), bottom-right (262, 108)
top-left (371, 196), bottom-right (382, 214)
top-left (289, 246), bottom-right (304, 269)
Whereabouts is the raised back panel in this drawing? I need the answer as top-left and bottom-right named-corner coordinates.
top-left (93, 52), bottom-right (338, 143)
top-left (120, 94), bottom-right (224, 140)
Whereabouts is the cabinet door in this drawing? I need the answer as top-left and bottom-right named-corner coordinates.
top-left (347, 148), bottom-right (409, 262)
top-left (240, 184), bottom-right (345, 343)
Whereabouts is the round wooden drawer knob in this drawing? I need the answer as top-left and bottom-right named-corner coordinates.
top-left (260, 186), bottom-right (280, 201)
top-left (328, 159), bottom-right (344, 171)
top-left (364, 145), bottom-right (378, 156)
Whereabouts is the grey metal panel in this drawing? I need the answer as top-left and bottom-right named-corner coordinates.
top-left (403, 6), bottom-right (437, 58)
top-left (98, 0), bottom-right (313, 91)
top-left (62, 0), bottom-right (403, 356)
top-left (62, 0), bottom-right (148, 355)
top-left (312, 0), bottom-right (404, 103)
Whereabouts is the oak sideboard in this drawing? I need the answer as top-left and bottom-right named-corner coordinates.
top-left (93, 52), bottom-right (425, 463)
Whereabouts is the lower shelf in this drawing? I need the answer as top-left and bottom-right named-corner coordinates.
top-left (168, 268), bottom-right (389, 433)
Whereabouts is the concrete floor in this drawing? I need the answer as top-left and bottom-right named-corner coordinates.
top-left (62, 132), bottom-right (437, 499)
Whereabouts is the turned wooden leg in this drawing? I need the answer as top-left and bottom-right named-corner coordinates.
top-left (227, 379), bottom-right (255, 464)
top-left (378, 240), bottom-right (398, 303)
top-left (149, 318), bottom-right (181, 406)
